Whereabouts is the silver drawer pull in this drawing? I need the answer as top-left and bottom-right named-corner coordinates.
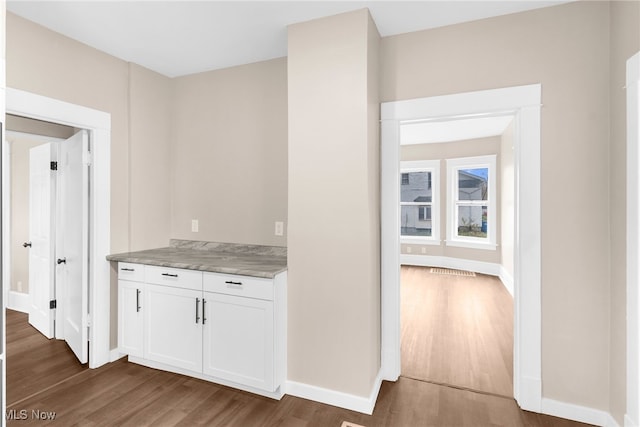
top-left (202, 299), bottom-right (207, 325)
top-left (225, 280), bottom-right (243, 286)
top-left (162, 273), bottom-right (178, 278)
top-left (136, 289), bottom-right (141, 312)
top-left (121, 268), bottom-right (135, 272)
top-left (195, 298), bottom-right (201, 324)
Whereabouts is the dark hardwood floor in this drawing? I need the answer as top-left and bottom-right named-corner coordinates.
top-left (6, 309), bottom-right (87, 406)
top-left (5, 307), bottom-right (591, 426)
top-left (401, 266), bottom-right (513, 397)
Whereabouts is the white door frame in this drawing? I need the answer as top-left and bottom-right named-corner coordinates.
top-left (3, 87), bottom-right (111, 368)
top-left (381, 84), bottom-right (542, 412)
top-left (626, 51), bottom-right (640, 427)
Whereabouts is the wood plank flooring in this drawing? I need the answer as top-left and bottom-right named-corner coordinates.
top-left (401, 266), bottom-right (513, 397)
top-left (6, 309), bottom-right (88, 406)
top-left (5, 307), bottom-right (591, 426)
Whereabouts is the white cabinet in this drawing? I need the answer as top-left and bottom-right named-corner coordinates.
top-left (118, 263), bottom-right (144, 358)
top-left (117, 262), bottom-right (286, 398)
top-left (203, 291), bottom-right (274, 391)
top-left (144, 284), bottom-right (203, 372)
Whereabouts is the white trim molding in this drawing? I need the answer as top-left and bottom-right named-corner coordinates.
top-left (5, 88), bottom-right (112, 369)
top-left (7, 291), bottom-right (29, 313)
top-left (541, 398), bottom-right (620, 427)
top-left (286, 370), bottom-right (383, 415)
top-left (627, 50), bottom-right (640, 427)
top-left (381, 84), bottom-right (542, 412)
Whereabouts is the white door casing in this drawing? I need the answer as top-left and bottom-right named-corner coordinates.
top-left (28, 142), bottom-right (55, 338)
top-left (626, 50), bottom-right (640, 427)
top-left (381, 84), bottom-right (542, 412)
top-left (4, 88), bottom-right (111, 368)
top-left (57, 130), bottom-right (90, 364)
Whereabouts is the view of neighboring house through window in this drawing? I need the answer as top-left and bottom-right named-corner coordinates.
top-left (446, 155), bottom-right (497, 249)
top-left (400, 160), bottom-right (439, 244)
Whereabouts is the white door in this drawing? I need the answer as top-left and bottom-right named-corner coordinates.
top-left (57, 130), bottom-right (90, 364)
top-left (28, 143), bottom-right (55, 338)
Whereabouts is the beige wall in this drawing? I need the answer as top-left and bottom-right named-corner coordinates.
top-left (6, 12), bottom-right (174, 348)
top-left (400, 136), bottom-right (502, 265)
top-left (288, 9), bottom-right (380, 396)
top-left (382, 0), bottom-right (611, 409)
top-left (501, 122), bottom-right (515, 279)
top-left (609, 1), bottom-right (640, 424)
top-left (7, 12), bottom-right (131, 254)
top-left (171, 58), bottom-right (288, 247)
top-left (128, 63), bottom-right (172, 251)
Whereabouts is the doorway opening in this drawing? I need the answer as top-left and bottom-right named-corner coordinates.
top-left (6, 116), bottom-right (89, 352)
top-left (396, 116), bottom-right (516, 397)
top-left (381, 84), bottom-right (542, 412)
top-left (3, 88), bottom-right (112, 369)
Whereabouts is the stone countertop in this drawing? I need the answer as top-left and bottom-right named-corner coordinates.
top-left (106, 240), bottom-right (287, 279)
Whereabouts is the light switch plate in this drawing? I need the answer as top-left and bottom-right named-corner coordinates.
top-left (191, 219), bottom-right (199, 232)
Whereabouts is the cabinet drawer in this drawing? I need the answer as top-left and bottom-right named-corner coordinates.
top-left (145, 265), bottom-right (202, 290)
top-left (203, 272), bottom-right (273, 301)
top-left (118, 262), bottom-right (145, 282)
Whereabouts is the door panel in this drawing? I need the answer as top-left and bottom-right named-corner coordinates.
top-left (203, 292), bottom-right (274, 391)
top-left (144, 284), bottom-right (202, 372)
top-left (57, 130), bottom-right (89, 364)
top-left (28, 143), bottom-right (54, 339)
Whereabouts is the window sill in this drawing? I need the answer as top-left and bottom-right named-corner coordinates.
top-left (445, 240), bottom-right (497, 251)
top-left (401, 237), bottom-right (441, 246)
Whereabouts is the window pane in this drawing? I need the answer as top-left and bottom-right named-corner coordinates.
top-left (457, 205), bottom-right (487, 238)
top-left (458, 168), bottom-right (488, 201)
top-left (400, 171), bottom-right (433, 203)
top-left (401, 205), bottom-right (432, 237)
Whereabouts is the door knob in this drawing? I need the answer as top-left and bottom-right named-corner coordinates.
top-left (57, 258), bottom-right (66, 265)
top-left (23, 242), bottom-right (32, 248)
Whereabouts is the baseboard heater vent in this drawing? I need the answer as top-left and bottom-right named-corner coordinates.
top-left (430, 267), bottom-right (476, 277)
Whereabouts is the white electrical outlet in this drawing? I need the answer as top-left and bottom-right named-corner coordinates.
top-left (191, 219), bottom-right (199, 232)
top-left (421, 247), bottom-right (426, 254)
top-left (275, 221), bottom-right (284, 236)
top-left (406, 246), bottom-right (412, 253)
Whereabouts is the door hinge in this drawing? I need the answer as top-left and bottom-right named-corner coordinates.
top-left (83, 151), bottom-right (92, 166)
top-left (49, 300), bottom-right (57, 309)
top-left (50, 161), bottom-right (58, 171)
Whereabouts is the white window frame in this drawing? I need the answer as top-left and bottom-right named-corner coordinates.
top-left (400, 160), bottom-right (440, 245)
top-left (446, 155), bottom-right (497, 250)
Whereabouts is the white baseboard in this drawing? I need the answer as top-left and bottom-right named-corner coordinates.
top-left (286, 370), bottom-right (383, 415)
top-left (400, 254), bottom-right (513, 295)
top-left (625, 414), bottom-right (639, 427)
top-left (110, 349), bottom-right (125, 363)
top-left (541, 398), bottom-right (619, 427)
top-left (8, 291), bottom-right (29, 313)
top-left (499, 265), bottom-right (514, 296)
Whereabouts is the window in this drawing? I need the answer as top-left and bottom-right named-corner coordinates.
top-left (446, 155), bottom-right (497, 249)
top-left (400, 160), bottom-right (440, 244)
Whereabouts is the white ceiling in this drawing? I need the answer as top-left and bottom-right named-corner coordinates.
top-left (7, 1), bottom-right (571, 78)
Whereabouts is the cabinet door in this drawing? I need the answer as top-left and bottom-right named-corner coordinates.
top-left (144, 284), bottom-right (202, 372)
top-left (118, 280), bottom-right (144, 358)
top-left (203, 292), bottom-right (274, 391)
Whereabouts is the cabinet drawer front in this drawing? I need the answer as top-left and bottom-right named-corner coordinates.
top-left (145, 265), bottom-right (202, 290)
top-left (118, 262), bottom-right (145, 282)
top-left (203, 272), bottom-right (273, 301)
